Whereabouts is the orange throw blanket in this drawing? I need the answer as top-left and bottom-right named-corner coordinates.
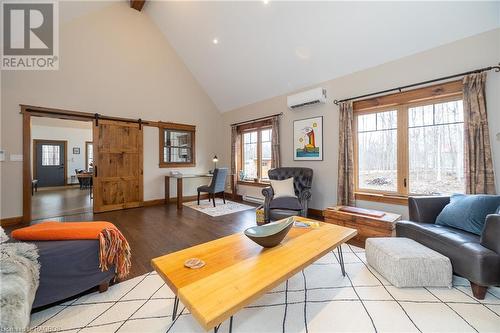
top-left (12, 221), bottom-right (131, 279)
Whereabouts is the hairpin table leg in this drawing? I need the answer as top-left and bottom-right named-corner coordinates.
top-left (172, 296), bottom-right (179, 321)
top-left (338, 246), bottom-right (346, 277)
top-left (214, 316), bottom-right (233, 333)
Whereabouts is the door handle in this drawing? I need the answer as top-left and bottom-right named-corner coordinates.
top-left (94, 166), bottom-right (98, 177)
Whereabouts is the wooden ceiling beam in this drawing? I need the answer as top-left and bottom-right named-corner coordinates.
top-left (130, 0), bottom-right (146, 11)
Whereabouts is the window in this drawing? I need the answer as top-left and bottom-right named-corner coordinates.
top-left (408, 100), bottom-right (464, 195)
top-left (354, 83), bottom-right (465, 199)
top-left (85, 141), bottom-right (93, 170)
top-left (357, 110), bottom-right (398, 192)
top-left (41, 144), bottom-right (60, 166)
top-left (241, 127), bottom-right (273, 182)
top-left (159, 122), bottom-right (196, 167)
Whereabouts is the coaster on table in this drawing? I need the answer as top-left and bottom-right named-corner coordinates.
top-left (184, 258), bottom-right (205, 269)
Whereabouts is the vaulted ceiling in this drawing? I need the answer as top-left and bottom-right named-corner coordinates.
top-left (61, 1), bottom-right (500, 113)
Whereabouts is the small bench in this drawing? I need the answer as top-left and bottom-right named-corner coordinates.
top-left (366, 237), bottom-right (452, 288)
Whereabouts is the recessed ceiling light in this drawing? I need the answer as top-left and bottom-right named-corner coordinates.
top-left (263, 0), bottom-right (269, 5)
top-left (212, 38), bottom-right (219, 45)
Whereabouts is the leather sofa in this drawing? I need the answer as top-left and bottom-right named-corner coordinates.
top-left (396, 196), bottom-right (500, 299)
top-left (262, 167), bottom-right (313, 222)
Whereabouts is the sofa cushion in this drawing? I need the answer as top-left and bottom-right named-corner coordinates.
top-left (435, 194), bottom-right (500, 235)
top-left (269, 197), bottom-right (302, 210)
top-left (270, 177), bottom-right (296, 199)
top-left (396, 220), bottom-right (500, 285)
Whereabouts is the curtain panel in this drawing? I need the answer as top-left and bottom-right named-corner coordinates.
top-left (337, 101), bottom-right (355, 206)
top-left (271, 115), bottom-right (281, 168)
top-left (463, 72), bottom-right (496, 194)
top-left (230, 125), bottom-right (240, 175)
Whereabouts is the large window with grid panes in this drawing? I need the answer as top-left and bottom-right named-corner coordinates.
top-left (354, 82), bottom-right (465, 201)
top-left (240, 126), bottom-right (272, 182)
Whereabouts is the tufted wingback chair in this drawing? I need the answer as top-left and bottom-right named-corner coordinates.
top-left (262, 167), bottom-right (313, 222)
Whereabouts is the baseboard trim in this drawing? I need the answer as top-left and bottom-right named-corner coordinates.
top-left (143, 199), bottom-right (165, 207)
top-left (144, 193), bottom-right (220, 207)
top-left (1, 216), bottom-right (23, 227)
top-left (308, 208), bottom-right (324, 219)
top-left (141, 197), bottom-right (322, 220)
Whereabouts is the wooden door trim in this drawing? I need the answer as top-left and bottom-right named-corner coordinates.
top-left (21, 104), bottom-right (159, 127)
top-left (21, 104), bottom-right (152, 223)
top-left (23, 112), bottom-right (31, 223)
top-left (32, 139), bottom-right (68, 186)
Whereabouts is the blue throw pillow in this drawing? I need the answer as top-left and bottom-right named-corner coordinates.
top-left (435, 194), bottom-right (500, 235)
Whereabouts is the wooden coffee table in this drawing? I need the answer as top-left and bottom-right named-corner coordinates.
top-left (151, 217), bottom-right (357, 332)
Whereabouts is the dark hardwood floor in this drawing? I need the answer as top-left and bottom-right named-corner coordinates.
top-left (32, 187), bottom-right (92, 220)
top-left (9, 201), bottom-right (259, 280)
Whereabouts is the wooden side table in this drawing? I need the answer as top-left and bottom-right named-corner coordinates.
top-left (324, 206), bottom-right (401, 248)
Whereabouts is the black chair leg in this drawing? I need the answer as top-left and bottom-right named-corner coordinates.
top-left (212, 193), bottom-right (216, 207)
top-left (222, 192), bottom-right (226, 204)
top-left (197, 191), bottom-right (200, 205)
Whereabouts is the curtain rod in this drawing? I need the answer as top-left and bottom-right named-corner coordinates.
top-left (333, 62), bottom-right (500, 105)
top-left (230, 112), bottom-right (283, 127)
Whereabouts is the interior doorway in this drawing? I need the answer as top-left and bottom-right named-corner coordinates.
top-left (22, 105), bottom-right (147, 223)
top-left (30, 117), bottom-right (93, 220)
top-left (33, 139), bottom-right (67, 187)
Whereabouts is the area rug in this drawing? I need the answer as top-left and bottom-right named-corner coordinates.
top-left (182, 199), bottom-right (255, 217)
top-left (29, 244), bottom-right (500, 333)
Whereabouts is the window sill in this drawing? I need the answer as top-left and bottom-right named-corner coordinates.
top-left (355, 192), bottom-right (408, 206)
top-left (237, 180), bottom-right (270, 188)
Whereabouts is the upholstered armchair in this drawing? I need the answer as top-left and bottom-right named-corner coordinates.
top-left (262, 167), bottom-right (313, 222)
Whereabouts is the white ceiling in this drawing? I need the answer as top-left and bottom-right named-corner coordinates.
top-left (146, 1), bottom-right (500, 112)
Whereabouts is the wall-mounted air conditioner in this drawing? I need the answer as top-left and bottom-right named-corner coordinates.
top-left (287, 87), bottom-right (327, 109)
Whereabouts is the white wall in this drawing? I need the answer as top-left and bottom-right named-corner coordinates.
top-left (219, 28), bottom-right (500, 219)
top-left (0, 2), bottom-right (221, 219)
top-left (31, 118), bottom-right (92, 183)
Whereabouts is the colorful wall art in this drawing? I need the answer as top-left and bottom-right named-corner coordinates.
top-left (293, 116), bottom-right (323, 161)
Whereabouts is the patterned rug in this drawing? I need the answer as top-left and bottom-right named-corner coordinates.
top-left (182, 199), bottom-right (255, 217)
top-left (29, 245), bottom-right (500, 333)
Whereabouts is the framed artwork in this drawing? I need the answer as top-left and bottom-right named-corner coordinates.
top-left (73, 147), bottom-right (80, 154)
top-left (293, 116), bottom-right (323, 161)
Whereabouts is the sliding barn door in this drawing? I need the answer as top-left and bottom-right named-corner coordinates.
top-left (93, 119), bottom-right (143, 213)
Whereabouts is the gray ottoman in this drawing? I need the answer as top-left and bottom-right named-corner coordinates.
top-left (365, 237), bottom-right (452, 288)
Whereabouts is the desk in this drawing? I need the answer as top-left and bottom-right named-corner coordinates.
top-left (165, 174), bottom-right (237, 209)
